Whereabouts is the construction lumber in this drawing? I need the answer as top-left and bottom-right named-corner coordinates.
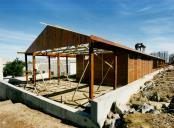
top-left (89, 44), bottom-right (94, 99)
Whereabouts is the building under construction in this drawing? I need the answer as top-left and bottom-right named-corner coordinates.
top-left (24, 25), bottom-right (165, 100)
top-left (0, 24), bottom-right (166, 128)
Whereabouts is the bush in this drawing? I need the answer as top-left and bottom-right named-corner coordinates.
top-left (3, 58), bottom-right (25, 77)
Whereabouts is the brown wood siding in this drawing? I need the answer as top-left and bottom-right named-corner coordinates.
top-left (26, 26), bottom-right (92, 54)
top-left (77, 52), bottom-right (163, 87)
top-left (76, 52), bottom-right (128, 86)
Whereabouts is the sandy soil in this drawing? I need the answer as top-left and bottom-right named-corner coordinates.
top-left (0, 100), bottom-right (77, 128)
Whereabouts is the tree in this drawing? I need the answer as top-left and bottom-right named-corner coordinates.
top-left (3, 58), bottom-right (25, 77)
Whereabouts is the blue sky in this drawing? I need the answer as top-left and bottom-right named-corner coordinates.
top-left (0, 0), bottom-right (174, 60)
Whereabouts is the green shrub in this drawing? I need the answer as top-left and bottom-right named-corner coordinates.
top-left (3, 58), bottom-right (25, 77)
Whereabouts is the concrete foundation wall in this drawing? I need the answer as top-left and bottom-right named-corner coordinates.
top-left (91, 68), bottom-right (164, 127)
top-left (0, 81), bottom-right (98, 128)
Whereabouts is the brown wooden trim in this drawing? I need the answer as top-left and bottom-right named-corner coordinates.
top-left (114, 54), bottom-right (117, 89)
top-left (33, 52), bottom-right (76, 58)
top-left (66, 56), bottom-right (68, 75)
top-left (57, 54), bottom-right (60, 84)
top-left (25, 54), bottom-right (28, 83)
top-left (32, 55), bottom-right (36, 85)
top-left (89, 44), bottom-right (94, 99)
top-left (48, 56), bottom-right (51, 80)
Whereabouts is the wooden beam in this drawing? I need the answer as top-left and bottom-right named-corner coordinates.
top-left (66, 56), bottom-right (68, 75)
top-left (114, 54), bottom-right (117, 89)
top-left (32, 55), bottom-right (36, 85)
top-left (25, 54), bottom-right (28, 83)
top-left (33, 52), bottom-right (76, 58)
top-left (89, 44), bottom-right (94, 99)
top-left (48, 56), bottom-right (51, 80)
top-left (57, 54), bottom-right (60, 84)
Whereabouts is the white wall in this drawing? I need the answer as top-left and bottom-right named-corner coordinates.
top-left (0, 58), bottom-right (3, 80)
top-left (28, 58), bottom-right (76, 77)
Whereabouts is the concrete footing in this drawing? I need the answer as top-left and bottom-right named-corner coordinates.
top-left (0, 81), bottom-right (98, 128)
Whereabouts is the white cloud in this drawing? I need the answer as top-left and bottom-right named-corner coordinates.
top-left (138, 16), bottom-right (174, 54)
top-left (137, 6), bottom-right (152, 13)
top-left (0, 28), bottom-right (36, 42)
top-left (0, 28), bottom-right (36, 61)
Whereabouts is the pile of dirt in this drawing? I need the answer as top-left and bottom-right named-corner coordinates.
top-left (122, 67), bottom-right (174, 128)
top-left (0, 100), bottom-right (76, 128)
top-left (103, 67), bottom-right (174, 128)
top-left (130, 68), bottom-right (174, 104)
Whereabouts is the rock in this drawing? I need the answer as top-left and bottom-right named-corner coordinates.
top-left (150, 92), bottom-right (161, 102)
top-left (112, 113), bottom-right (120, 119)
top-left (111, 102), bottom-right (122, 114)
top-left (104, 119), bottom-right (115, 128)
top-left (149, 101), bottom-right (163, 110)
top-left (168, 96), bottom-right (174, 110)
top-left (104, 119), bottom-right (113, 128)
top-left (107, 111), bottom-right (113, 119)
top-left (168, 103), bottom-right (174, 109)
top-left (130, 101), bottom-right (143, 110)
top-left (144, 81), bottom-right (154, 88)
top-left (138, 103), bottom-right (155, 113)
top-left (115, 118), bottom-right (123, 128)
top-left (128, 108), bottom-right (136, 114)
top-left (162, 103), bottom-right (169, 108)
top-left (160, 96), bottom-right (169, 102)
top-left (149, 109), bottom-right (160, 114)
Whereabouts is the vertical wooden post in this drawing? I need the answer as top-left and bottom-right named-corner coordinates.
top-left (48, 56), bottom-right (51, 80)
top-left (25, 54), bottom-right (28, 83)
top-left (57, 54), bottom-right (60, 84)
top-left (66, 56), bottom-right (68, 76)
top-left (32, 55), bottom-right (36, 85)
top-left (114, 53), bottom-right (117, 89)
top-left (89, 44), bottom-right (94, 99)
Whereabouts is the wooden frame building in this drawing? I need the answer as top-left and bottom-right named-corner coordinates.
top-left (24, 25), bottom-right (165, 100)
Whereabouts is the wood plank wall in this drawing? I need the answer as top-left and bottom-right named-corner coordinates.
top-left (76, 52), bottom-right (164, 87)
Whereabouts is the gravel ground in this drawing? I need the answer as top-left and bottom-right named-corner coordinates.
top-left (0, 100), bottom-right (77, 128)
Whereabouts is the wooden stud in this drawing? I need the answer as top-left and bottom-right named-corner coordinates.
top-left (32, 55), bottom-right (36, 85)
top-left (89, 44), bottom-right (94, 99)
top-left (66, 56), bottom-right (68, 75)
top-left (25, 54), bottom-right (28, 83)
top-left (114, 54), bottom-right (117, 89)
top-left (57, 54), bottom-right (60, 84)
top-left (48, 56), bottom-right (51, 80)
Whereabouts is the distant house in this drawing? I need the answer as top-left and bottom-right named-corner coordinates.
top-left (150, 51), bottom-right (168, 63)
top-left (169, 54), bottom-right (174, 64)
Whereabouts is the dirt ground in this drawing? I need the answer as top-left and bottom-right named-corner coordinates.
top-left (0, 100), bottom-right (77, 128)
top-left (122, 66), bottom-right (174, 128)
top-left (123, 113), bottom-right (174, 128)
